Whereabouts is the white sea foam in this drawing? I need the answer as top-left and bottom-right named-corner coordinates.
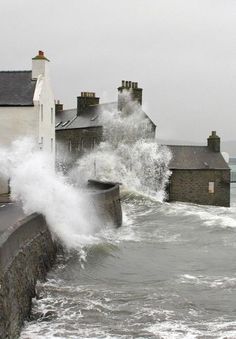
top-left (0, 138), bottom-right (100, 248)
top-left (146, 321), bottom-right (201, 339)
top-left (166, 201), bottom-right (236, 229)
top-left (179, 274), bottom-right (236, 289)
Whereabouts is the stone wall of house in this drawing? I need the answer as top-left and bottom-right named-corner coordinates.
top-left (56, 126), bottom-right (103, 167)
top-left (167, 169), bottom-right (230, 207)
top-left (0, 214), bottom-right (56, 339)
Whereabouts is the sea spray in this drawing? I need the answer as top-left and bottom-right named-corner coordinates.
top-left (71, 92), bottom-right (172, 200)
top-left (0, 138), bottom-right (100, 248)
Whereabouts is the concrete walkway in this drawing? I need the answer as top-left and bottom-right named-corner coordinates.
top-left (0, 203), bottom-right (26, 235)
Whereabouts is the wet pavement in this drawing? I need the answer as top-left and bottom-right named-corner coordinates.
top-left (0, 203), bottom-right (26, 235)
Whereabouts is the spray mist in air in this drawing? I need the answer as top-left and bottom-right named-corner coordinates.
top-left (0, 138), bottom-right (99, 248)
top-left (71, 91), bottom-right (172, 201)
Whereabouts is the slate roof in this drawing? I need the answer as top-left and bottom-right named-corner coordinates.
top-left (55, 99), bottom-right (156, 134)
top-left (56, 102), bottom-right (116, 130)
top-left (0, 71), bottom-right (36, 106)
top-left (167, 145), bottom-right (229, 170)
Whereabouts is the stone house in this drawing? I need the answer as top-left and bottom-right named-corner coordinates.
top-left (55, 93), bottom-right (104, 167)
top-left (55, 81), bottom-right (156, 167)
top-left (0, 51), bottom-right (55, 195)
top-left (167, 131), bottom-right (230, 207)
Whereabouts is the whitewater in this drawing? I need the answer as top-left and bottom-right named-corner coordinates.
top-left (1, 93), bottom-right (236, 338)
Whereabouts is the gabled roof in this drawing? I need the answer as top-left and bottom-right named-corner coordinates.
top-left (55, 102), bottom-right (116, 130)
top-left (0, 71), bottom-right (36, 106)
top-left (167, 145), bottom-right (229, 170)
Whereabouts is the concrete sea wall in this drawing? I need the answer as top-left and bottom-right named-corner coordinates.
top-left (0, 213), bottom-right (56, 339)
top-left (88, 180), bottom-right (122, 227)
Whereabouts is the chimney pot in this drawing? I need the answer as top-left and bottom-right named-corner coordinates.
top-left (117, 80), bottom-right (143, 110)
top-left (207, 131), bottom-right (220, 152)
top-left (55, 101), bottom-right (63, 114)
top-left (77, 92), bottom-right (100, 115)
top-left (38, 50), bottom-right (44, 56)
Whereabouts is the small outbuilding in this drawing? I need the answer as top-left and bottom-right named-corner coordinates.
top-left (166, 131), bottom-right (230, 207)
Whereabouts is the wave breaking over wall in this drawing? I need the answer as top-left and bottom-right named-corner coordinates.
top-left (0, 139), bottom-right (100, 248)
top-left (71, 92), bottom-right (172, 201)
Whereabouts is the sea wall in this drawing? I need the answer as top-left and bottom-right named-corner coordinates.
top-left (88, 180), bottom-right (122, 227)
top-left (0, 213), bottom-right (56, 339)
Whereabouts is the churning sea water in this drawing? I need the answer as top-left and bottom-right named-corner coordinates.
top-left (20, 184), bottom-right (236, 339)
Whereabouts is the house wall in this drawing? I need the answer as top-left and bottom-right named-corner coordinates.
top-left (56, 126), bottom-right (103, 167)
top-left (0, 106), bottom-right (38, 194)
top-left (35, 75), bottom-right (55, 159)
top-left (0, 106), bottom-right (38, 146)
top-left (0, 58), bottom-right (55, 195)
top-left (168, 169), bottom-right (230, 207)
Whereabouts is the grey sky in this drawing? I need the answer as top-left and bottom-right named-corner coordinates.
top-left (1, 0), bottom-right (235, 142)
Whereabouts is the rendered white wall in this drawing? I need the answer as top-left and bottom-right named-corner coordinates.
top-left (34, 74), bottom-right (55, 161)
top-left (0, 54), bottom-right (55, 194)
top-left (32, 58), bottom-right (49, 80)
top-left (0, 106), bottom-right (38, 145)
top-left (0, 106), bottom-right (38, 194)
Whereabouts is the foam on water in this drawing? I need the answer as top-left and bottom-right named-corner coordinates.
top-left (179, 274), bottom-right (236, 289)
top-left (162, 200), bottom-right (236, 229)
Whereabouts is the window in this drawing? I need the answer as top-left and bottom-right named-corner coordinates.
top-left (208, 182), bottom-right (215, 194)
top-left (51, 138), bottom-right (53, 152)
top-left (51, 108), bottom-right (53, 124)
top-left (81, 138), bottom-right (84, 150)
top-left (68, 139), bottom-right (72, 152)
top-left (40, 104), bottom-right (43, 122)
top-left (91, 138), bottom-right (97, 149)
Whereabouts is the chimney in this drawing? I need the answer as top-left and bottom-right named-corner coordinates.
top-left (32, 50), bottom-right (50, 79)
top-left (77, 92), bottom-right (100, 115)
top-left (55, 100), bottom-right (63, 114)
top-left (117, 80), bottom-right (143, 111)
top-left (207, 131), bottom-right (220, 152)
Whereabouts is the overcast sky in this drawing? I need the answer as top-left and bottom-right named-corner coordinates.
top-left (1, 0), bottom-right (235, 142)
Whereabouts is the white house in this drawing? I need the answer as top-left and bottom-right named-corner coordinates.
top-left (0, 51), bottom-right (55, 195)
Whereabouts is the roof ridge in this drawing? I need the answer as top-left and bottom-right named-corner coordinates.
top-left (0, 70), bottom-right (31, 73)
top-left (166, 144), bottom-right (205, 148)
